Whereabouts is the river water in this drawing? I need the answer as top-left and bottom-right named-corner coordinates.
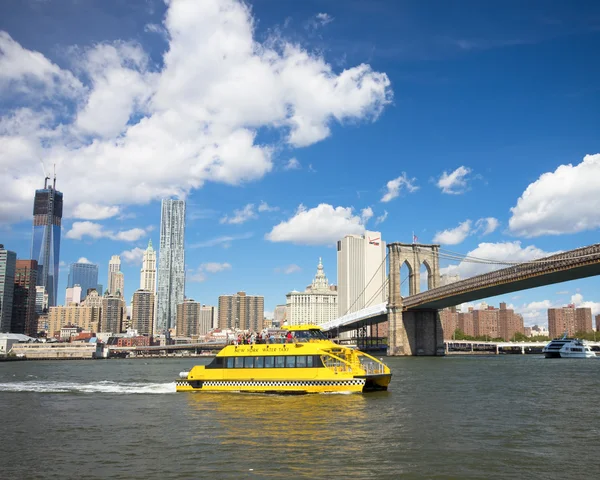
top-left (1, 355), bottom-right (598, 479)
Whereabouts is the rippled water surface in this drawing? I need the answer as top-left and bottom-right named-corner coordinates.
top-left (1, 355), bottom-right (599, 479)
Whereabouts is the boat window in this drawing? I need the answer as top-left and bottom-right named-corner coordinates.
top-left (309, 329), bottom-right (327, 339)
top-left (264, 356), bottom-right (274, 368)
top-left (285, 356), bottom-right (296, 368)
top-left (296, 355), bottom-right (307, 368)
top-left (307, 355), bottom-right (314, 367)
top-left (275, 356), bottom-right (285, 368)
top-left (226, 357), bottom-right (234, 368)
top-left (254, 356), bottom-right (264, 368)
top-left (244, 357), bottom-right (254, 368)
top-left (235, 357), bottom-right (244, 368)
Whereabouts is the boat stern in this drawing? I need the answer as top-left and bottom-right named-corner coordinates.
top-left (176, 366), bottom-right (206, 392)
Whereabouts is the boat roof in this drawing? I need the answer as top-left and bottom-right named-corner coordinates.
top-left (281, 325), bottom-right (323, 331)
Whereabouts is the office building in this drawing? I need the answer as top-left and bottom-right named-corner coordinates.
top-left (0, 246), bottom-right (17, 332)
top-left (337, 231), bottom-right (386, 318)
top-left (286, 258), bottom-right (338, 326)
top-left (140, 240), bottom-right (157, 292)
top-left (131, 289), bottom-right (155, 335)
top-left (442, 303), bottom-right (524, 341)
top-left (100, 295), bottom-right (125, 333)
top-left (176, 299), bottom-right (200, 337)
top-left (218, 292), bottom-right (264, 331)
top-left (108, 255), bottom-right (121, 295)
top-left (548, 305), bottom-right (593, 338)
top-left (68, 262), bottom-right (99, 301)
top-left (31, 177), bottom-right (63, 307)
top-left (112, 271), bottom-right (124, 297)
top-left (175, 302), bottom-right (214, 336)
top-left (273, 304), bottom-right (287, 326)
top-left (12, 260), bottom-right (38, 335)
top-left (46, 304), bottom-right (101, 336)
top-left (65, 285), bottom-right (82, 305)
top-left (35, 286), bottom-right (48, 314)
top-left (200, 305), bottom-right (216, 331)
top-left (82, 289), bottom-right (103, 309)
top-left (157, 199), bottom-right (186, 333)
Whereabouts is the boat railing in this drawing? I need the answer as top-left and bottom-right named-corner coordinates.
top-left (359, 359), bottom-right (386, 375)
top-left (321, 355), bottom-right (354, 374)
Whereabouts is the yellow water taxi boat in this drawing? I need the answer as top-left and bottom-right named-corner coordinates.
top-left (176, 325), bottom-right (391, 394)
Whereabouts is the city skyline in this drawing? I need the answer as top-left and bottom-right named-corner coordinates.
top-left (1, 0), bottom-right (600, 326)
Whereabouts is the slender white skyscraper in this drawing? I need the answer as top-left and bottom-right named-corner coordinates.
top-left (337, 231), bottom-right (387, 317)
top-left (108, 255), bottom-right (121, 295)
top-left (140, 239), bottom-right (156, 292)
top-left (156, 199), bottom-right (186, 333)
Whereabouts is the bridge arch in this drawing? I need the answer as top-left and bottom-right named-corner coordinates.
top-left (389, 243), bottom-right (440, 300)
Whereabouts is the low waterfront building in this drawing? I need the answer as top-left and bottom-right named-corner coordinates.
top-left (0, 333), bottom-right (35, 355)
top-left (286, 258), bottom-right (338, 326)
top-left (10, 341), bottom-right (101, 359)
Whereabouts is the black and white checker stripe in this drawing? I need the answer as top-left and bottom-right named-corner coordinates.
top-left (176, 381), bottom-right (191, 387)
top-left (203, 379), bottom-right (365, 387)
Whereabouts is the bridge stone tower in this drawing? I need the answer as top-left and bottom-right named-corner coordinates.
top-left (388, 243), bottom-right (444, 356)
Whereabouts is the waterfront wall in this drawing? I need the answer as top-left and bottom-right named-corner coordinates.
top-left (10, 342), bottom-right (100, 359)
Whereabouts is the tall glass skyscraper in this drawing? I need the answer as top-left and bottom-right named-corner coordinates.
top-left (68, 262), bottom-right (99, 300)
top-left (31, 177), bottom-right (63, 307)
top-left (156, 199), bottom-right (186, 333)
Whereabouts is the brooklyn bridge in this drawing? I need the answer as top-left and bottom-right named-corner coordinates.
top-left (321, 242), bottom-right (600, 356)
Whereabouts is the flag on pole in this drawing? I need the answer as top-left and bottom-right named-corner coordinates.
top-left (412, 232), bottom-right (418, 244)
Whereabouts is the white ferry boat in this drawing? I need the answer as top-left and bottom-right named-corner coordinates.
top-left (542, 334), bottom-right (596, 359)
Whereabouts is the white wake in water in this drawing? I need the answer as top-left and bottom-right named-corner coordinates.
top-left (0, 380), bottom-right (177, 394)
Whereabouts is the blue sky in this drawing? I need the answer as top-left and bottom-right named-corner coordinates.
top-left (1, 0), bottom-right (600, 325)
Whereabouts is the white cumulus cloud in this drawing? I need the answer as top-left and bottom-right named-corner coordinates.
top-left (258, 201), bottom-right (279, 213)
top-left (275, 264), bottom-right (302, 274)
top-left (509, 154), bottom-right (600, 237)
top-left (436, 166), bottom-right (472, 194)
top-left (381, 173), bottom-right (418, 203)
top-left (76, 257), bottom-right (92, 264)
top-left (201, 262), bottom-right (232, 273)
top-left (220, 203), bottom-right (257, 225)
top-left (72, 203), bottom-right (121, 220)
top-left (266, 203), bottom-right (365, 245)
top-left (375, 210), bottom-right (388, 225)
top-left (361, 207), bottom-right (374, 224)
top-left (284, 158), bottom-right (301, 170)
top-left (475, 217), bottom-right (499, 235)
top-left (433, 220), bottom-right (472, 245)
top-left (121, 247), bottom-right (145, 265)
top-left (65, 221), bottom-right (148, 242)
top-left (0, 0), bottom-right (392, 223)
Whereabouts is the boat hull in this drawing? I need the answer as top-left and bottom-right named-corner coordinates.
top-left (176, 378), bottom-right (368, 394)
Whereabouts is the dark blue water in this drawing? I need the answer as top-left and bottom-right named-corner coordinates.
top-left (1, 355), bottom-right (598, 479)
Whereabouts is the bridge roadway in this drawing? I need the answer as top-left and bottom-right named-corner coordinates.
top-left (405, 243), bottom-right (600, 310)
